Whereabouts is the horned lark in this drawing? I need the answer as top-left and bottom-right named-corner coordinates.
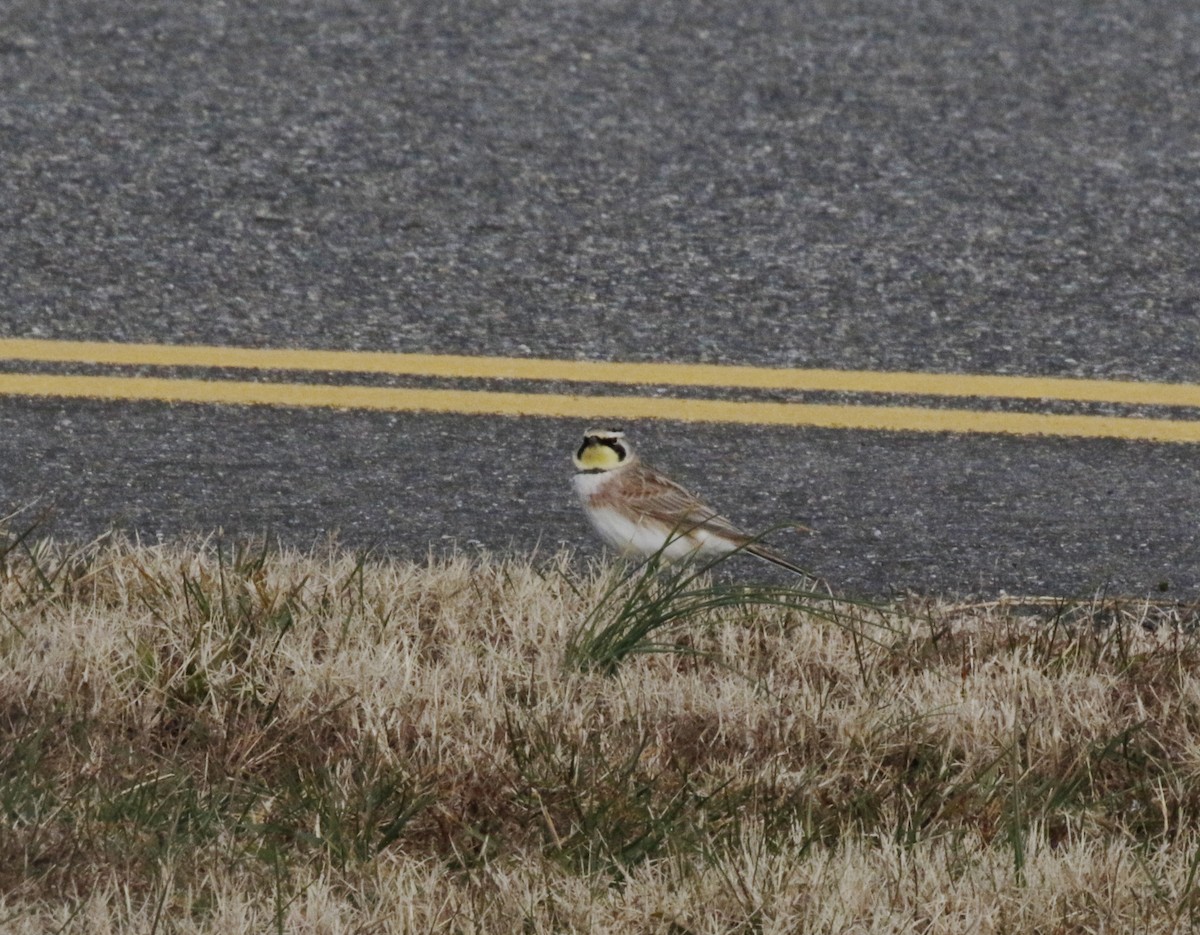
top-left (572, 427), bottom-right (808, 575)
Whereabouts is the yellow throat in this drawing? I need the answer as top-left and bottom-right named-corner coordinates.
top-left (574, 431), bottom-right (629, 471)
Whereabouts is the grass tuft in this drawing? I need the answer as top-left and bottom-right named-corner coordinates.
top-left (563, 533), bottom-right (856, 676)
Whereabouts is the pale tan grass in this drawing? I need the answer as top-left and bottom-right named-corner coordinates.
top-left (2, 535), bottom-right (1199, 932)
top-left (5, 835), bottom-right (1198, 934)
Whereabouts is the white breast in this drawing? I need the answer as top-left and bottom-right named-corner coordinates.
top-left (572, 470), bottom-right (608, 500)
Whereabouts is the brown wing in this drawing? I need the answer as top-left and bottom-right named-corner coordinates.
top-left (603, 461), bottom-right (810, 576)
top-left (623, 463), bottom-right (754, 545)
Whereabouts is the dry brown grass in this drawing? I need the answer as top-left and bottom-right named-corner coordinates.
top-left (2, 529), bottom-right (1200, 933)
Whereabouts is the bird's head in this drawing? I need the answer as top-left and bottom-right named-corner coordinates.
top-left (573, 427), bottom-right (634, 473)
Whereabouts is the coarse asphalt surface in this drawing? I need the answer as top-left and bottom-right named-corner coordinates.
top-left (1, 1), bottom-right (1197, 597)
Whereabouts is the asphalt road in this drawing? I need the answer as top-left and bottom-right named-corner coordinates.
top-left (0, 1), bottom-right (1197, 597)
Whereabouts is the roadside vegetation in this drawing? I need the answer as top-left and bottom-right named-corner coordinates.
top-left (2, 523), bottom-right (1200, 933)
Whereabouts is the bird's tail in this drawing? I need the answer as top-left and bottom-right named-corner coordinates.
top-left (744, 542), bottom-right (810, 578)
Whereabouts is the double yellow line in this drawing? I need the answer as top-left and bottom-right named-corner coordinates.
top-left (2, 337), bottom-right (1199, 443)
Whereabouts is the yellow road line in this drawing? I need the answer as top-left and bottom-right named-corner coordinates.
top-left (2, 372), bottom-right (1199, 443)
top-left (2, 337), bottom-right (1199, 408)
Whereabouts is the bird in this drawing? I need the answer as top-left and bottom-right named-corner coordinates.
top-left (571, 427), bottom-right (809, 575)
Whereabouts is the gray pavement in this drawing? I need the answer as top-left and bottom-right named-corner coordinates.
top-left (2, 397), bottom-right (1196, 598)
top-left (0, 0), bottom-right (1198, 596)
